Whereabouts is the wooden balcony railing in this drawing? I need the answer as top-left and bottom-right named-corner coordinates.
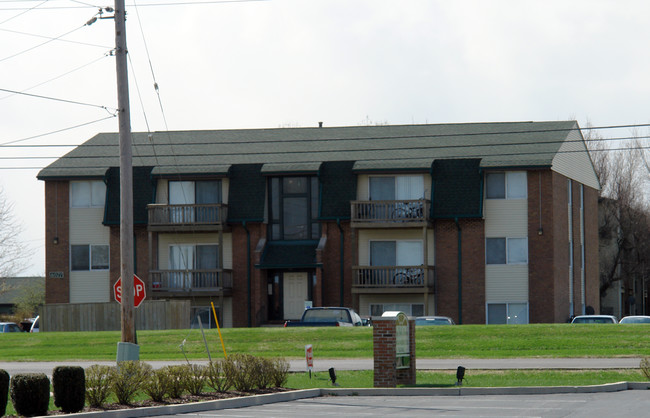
top-left (150, 269), bottom-right (232, 292)
top-left (352, 265), bottom-right (435, 289)
top-left (147, 203), bottom-right (228, 228)
top-left (351, 200), bottom-right (429, 224)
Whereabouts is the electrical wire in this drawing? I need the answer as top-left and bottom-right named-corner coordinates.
top-left (0, 52), bottom-right (112, 101)
top-left (0, 24), bottom-right (90, 63)
top-left (0, 114), bottom-right (116, 145)
top-left (0, 27), bottom-right (112, 49)
top-left (0, 0), bottom-right (48, 25)
top-left (0, 87), bottom-right (117, 112)
top-left (0, 0), bottom-right (267, 10)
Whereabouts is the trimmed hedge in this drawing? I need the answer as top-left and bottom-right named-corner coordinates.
top-left (53, 365), bottom-right (86, 413)
top-left (10, 373), bottom-right (50, 417)
top-left (0, 369), bottom-right (8, 417)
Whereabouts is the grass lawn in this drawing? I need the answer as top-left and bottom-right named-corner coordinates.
top-left (2, 324), bottom-right (650, 361)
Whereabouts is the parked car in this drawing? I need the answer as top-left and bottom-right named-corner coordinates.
top-left (284, 307), bottom-right (363, 327)
top-left (415, 316), bottom-right (455, 326)
top-left (619, 315), bottom-right (650, 324)
top-left (0, 322), bottom-right (23, 333)
top-left (571, 315), bottom-right (617, 324)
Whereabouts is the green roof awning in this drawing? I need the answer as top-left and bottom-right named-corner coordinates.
top-left (256, 241), bottom-right (321, 269)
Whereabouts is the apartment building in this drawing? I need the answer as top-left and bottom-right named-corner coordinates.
top-left (38, 121), bottom-right (600, 327)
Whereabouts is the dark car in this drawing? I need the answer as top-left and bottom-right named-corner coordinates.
top-left (415, 316), bottom-right (455, 325)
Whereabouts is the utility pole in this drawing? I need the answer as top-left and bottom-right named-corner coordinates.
top-left (114, 0), bottom-right (136, 349)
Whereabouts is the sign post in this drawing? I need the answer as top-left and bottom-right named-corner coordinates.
top-left (305, 344), bottom-right (314, 378)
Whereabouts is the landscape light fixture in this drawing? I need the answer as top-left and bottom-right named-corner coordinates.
top-left (456, 366), bottom-right (466, 386)
top-left (329, 367), bottom-right (338, 386)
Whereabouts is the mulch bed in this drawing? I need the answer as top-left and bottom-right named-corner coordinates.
top-left (8, 388), bottom-right (289, 416)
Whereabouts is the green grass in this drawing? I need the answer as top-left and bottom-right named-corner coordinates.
top-left (287, 369), bottom-right (647, 389)
top-left (2, 324), bottom-right (650, 361)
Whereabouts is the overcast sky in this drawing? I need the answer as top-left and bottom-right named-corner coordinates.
top-left (2, 0), bottom-right (650, 276)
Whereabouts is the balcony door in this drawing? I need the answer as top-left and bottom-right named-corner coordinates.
top-left (370, 240), bottom-right (423, 285)
top-left (369, 175), bottom-right (424, 200)
top-left (169, 244), bottom-right (219, 289)
top-left (169, 180), bottom-right (222, 223)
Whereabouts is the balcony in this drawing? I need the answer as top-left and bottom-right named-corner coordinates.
top-left (352, 265), bottom-right (435, 294)
top-left (351, 200), bottom-right (430, 228)
top-left (150, 269), bottom-right (233, 296)
top-left (147, 203), bottom-right (228, 231)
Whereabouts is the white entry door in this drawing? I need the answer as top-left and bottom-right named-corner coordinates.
top-left (283, 272), bottom-right (308, 320)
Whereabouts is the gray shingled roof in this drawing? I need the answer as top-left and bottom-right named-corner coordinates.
top-left (37, 121), bottom-right (579, 179)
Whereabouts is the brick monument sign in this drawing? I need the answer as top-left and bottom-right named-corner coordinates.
top-left (373, 311), bottom-right (416, 387)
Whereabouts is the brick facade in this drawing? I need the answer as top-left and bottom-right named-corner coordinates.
top-left (44, 181), bottom-right (70, 304)
top-left (434, 218), bottom-right (485, 324)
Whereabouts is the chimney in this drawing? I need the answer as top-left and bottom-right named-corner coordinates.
top-left (318, 121), bottom-right (323, 128)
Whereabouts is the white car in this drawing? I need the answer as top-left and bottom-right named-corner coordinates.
top-left (619, 315), bottom-right (650, 324)
top-left (415, 316), bottom-right (455, 325)
top-left (571, 315), bottom-right (617, 324)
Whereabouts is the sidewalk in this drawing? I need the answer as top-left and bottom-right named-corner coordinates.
top-left (0, 357), bottom-right (642, 376)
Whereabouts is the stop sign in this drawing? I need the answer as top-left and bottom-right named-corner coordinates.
top-left (114, 275), bottom-right (146, 308)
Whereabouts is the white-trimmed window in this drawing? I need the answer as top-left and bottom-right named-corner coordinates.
top-left (370, 303), bottom-right (424, 317)
top-left (71, 245), bottom-right (109, 271)
top-left (486, 172), bottom-right (527, 199)
top-left (70, 181), bottom-right (106, 208)
top-left (486, 237), bottom-right (528, 265)
top-left (487, 302), bottom-right (528, 324)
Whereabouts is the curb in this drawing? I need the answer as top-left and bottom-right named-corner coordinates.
top-left (66, 382), bottom-right (650, 417)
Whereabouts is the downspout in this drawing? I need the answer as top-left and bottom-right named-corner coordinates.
top-left (336, 218), bottom-right (344, 307)
top-left (455, 217), bottom-right (462, 324)
top-left (243, 221), bottom-right (252, 327)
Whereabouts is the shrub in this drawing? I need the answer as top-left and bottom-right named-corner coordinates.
top-left (252, 357), bottom-right (273, 389)
top-left (641, 357), bottom-right (650, 380)
top-left (223, 354), bottom-right (257, 392)
top-left (85, 364), bottom-right (113, 408)
top-left (143, 368), bottom-right (171, 402)
top-left (0, 369), bottom-right (9, 417)
top-left (165, 365), bottom-right (190, 398)
top-left (112, 361), bottom-right (152, 405)
top-left (53, 365), bottom-right (86, 413)
top-left (270, 358), bottom-right (290, 387)
top-left (186, 364), bottom-right (207, 396)
top-left (10, 373), bottom-right (50, 417)
top-left (206, 360), bottom-right (231, 393)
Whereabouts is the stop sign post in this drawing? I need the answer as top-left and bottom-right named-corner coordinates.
top-left (114, 275), bottom-right (146, 308)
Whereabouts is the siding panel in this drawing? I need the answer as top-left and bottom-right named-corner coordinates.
top-left (485, 265), bottom-right (529, 301)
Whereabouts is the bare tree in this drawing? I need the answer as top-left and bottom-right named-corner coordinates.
top-left (588, 125), bottom-right (650, 314)
top-left (0, 187), bottom-right (30, 277)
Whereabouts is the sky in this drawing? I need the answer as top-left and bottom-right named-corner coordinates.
top-left (2, 0), bottom-right (650, 276)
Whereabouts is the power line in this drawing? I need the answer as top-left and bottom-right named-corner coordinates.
top-left (0, 27), bottom-right (111, 49)
top-left (2, 123), bottom-right (649, 150)
top-left (0, 24), bottom-right (91, 63)
top-left (0, 52), bottom-right (111, 101)
top-left (0, 0), bottom-right (267, 10)
top-left (0, 87), bottom-right (117, 112)
top-left (4, 143), bottom-right (650, 170)
top-left (0, 0), bottom-right (48, 25)
top-left (0, 115), bottom-right (116, 146)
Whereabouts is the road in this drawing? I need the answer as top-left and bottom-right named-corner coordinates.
top-left (0, 357), bottom-right (642, 377)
